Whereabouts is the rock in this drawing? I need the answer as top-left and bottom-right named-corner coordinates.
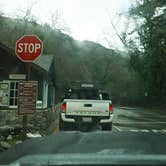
top-left (12, 125), bottom-right (22, 135)
top-left (0, 125), bottom-right (13, 137)
top-left (6, 135), bottom-right (12, 140)
top-left (0, 125), bottom-right (12, 131)
top-left (27, 124), bottom-right (34, 129)
top-left (40, 123), bottom-right (46, 129)
top-left (15, 140), bottom-right (22, 144)
top-left (0, 120), bottom-right (6, 126)
top-left (36, 115), bottom-right (42, 120)
top-left (26, 132), bottom-right (42, 138)
top-left (10, 117), bottom-right (19, 125)
top-left (0, 141), bottom-right (11, 149)
top-left (0, 136), bottom-right (5, 142)
top-left (34, 126), bottom-right (40, 130)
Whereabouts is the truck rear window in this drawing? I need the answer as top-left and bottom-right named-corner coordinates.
top-left (101, 92), bottom-right (110, 100)
top-left (65, 89), bottom-right (100, 100)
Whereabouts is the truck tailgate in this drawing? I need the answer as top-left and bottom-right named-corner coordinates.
top-left (65, 99), bottom-right (111, 116)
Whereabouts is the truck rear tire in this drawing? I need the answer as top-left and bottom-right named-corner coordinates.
top-left (59, 117), bottom-right (67, 131)
top-left (102, 122), bottom-right (112, 131)
top-left (59, 116), bottom-right (75, 131)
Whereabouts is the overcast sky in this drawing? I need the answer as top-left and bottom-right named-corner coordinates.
top-left (0, 0), bottom-right (131, 49)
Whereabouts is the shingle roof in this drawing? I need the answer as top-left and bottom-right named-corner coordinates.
top-left (0, 42), bottom-right (15, 56)
top-left (33, 55), bottom-right (54, 72)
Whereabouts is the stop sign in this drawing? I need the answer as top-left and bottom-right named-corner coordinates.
top-left (15, 35), bottom-right (43, 62)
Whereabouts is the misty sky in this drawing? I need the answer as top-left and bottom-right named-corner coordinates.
top-left (0, 0), bottom-right (131, 49)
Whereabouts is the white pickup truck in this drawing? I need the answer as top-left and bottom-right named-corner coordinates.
top-left (57, 84), bottom-right (113, 131)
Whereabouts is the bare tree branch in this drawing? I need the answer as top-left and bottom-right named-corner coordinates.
top-left (106, 10), bottom-right (127, 47)
top-left (50, 10), bottom-right (71, 34)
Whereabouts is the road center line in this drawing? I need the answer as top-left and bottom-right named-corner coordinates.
top-left (141, 129), bottom-right (149, 132)
top-left (113, 126), bottom-right (122, 131)
top-left (130, 129), bottom-right (138, 132)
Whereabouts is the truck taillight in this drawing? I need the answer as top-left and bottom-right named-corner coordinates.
top-left (61, 102), bottom-right (66, 111)
top-left (109, 104), bottom-right (113, 112)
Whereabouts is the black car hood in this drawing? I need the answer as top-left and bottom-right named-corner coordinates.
top-left (10, 154), bottom-right (166, 165)
top-left (0, 131), bottom-right (166, 164)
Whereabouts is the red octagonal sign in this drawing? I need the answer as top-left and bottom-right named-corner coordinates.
top-left (15, 35), bottom-right (43, 62)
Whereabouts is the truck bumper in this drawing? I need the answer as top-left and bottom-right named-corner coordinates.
top-left (61, 113), bottom-right (75, 122)
top-left (100, 114), bottom-right (113, 123)
top-left (61, 113), bottom-right (113, 123)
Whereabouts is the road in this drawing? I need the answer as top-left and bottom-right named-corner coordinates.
top-left (112, 107), bottom-right (166, 134)
top-left (1, 106), bottom-right (166, 164)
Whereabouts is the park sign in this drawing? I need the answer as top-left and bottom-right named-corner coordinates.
top-left (15, 35), bottom-right (43, 62)
top-left (18, 81), bottom-right (37, 115)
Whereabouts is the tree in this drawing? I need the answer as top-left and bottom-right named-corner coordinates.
top-left (128, 0), bottom-right (166, 105)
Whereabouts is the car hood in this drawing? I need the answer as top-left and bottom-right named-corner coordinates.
top-left (11, 153), bottom-right (166, 165)
top-left (1, 131), bottom-right (166, 164)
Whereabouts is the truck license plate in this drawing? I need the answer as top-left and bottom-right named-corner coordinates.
top-left (82, 117), bottom-right (92, 122)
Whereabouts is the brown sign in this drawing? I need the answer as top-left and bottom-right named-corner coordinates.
top-left (18, 81), bottom-right (37, 115)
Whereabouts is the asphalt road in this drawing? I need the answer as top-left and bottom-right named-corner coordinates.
top-left (113, 107), bottom-right (166, 134)
top-left (1, 107), bottom-right (166, 164)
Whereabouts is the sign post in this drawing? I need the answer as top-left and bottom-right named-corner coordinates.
top-left (15, 35), bottom-right (43, 140)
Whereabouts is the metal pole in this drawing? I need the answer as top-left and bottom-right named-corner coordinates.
top-left (22, 62), bottom-right (31, 141)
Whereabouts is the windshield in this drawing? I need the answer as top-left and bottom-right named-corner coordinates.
top-left (0, 0), bottom-right (166, 165)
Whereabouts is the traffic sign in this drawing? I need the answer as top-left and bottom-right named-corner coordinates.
top-left (18, 81), bottom-right (37, 115)
top-left (15, 35), bottom-right (43, 62)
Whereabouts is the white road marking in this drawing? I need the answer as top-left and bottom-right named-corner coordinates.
top-left (141, 129), bottom-right (150, 132)
top-left (130, 129), bottom-right (138, 132)
top-left (152, 129), bottom-right (159, 133)
top-left (113, 126), bottom-right (122, 131)
top-left (115, 122), bottom-right (166, 124)
top-left (113, 128), bottom-right (166, 134)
